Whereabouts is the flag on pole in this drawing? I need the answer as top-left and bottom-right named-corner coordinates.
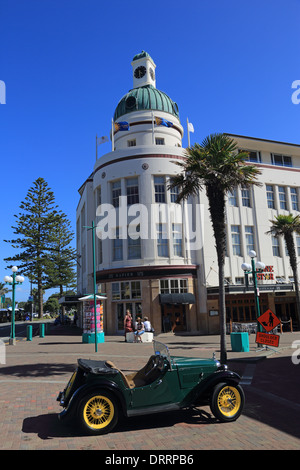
top-left (114, 121), bottom-right (130, 131)
top-left (97, 136), bottom-right (109, 144)
top-left (187, 122), bottom-right (194, 133)
top-left (187, 118), bottom-right (195, 147)
top-left (155, 116), bottom-right (173, 128)
top-left (96, 135), bottom-right (109, 160)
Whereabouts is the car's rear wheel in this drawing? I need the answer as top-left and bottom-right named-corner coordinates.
top-left (210, 382), bottom-right (244, 422)
top-left (78, 390), bottom-right (119, 435)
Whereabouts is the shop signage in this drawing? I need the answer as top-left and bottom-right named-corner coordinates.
top-left (256, 332), bottom-right (280, 348)
top-left (257, 309), bottom-right (281, 333)
top-left (256, 266), bottom-right (274, 281)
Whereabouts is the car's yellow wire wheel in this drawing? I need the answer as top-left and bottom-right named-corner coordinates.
top-left (216, 385), bottom-right (241, 417)
top-left (83, 395), bottom-right (115, 430)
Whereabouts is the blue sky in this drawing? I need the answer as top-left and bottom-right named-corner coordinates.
top-left (1, 0), bottom-right (300, 302)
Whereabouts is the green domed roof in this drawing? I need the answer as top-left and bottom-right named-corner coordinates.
top-left (132, 51), bottom-right (154, 62)
top-left (113, 85), bottom-right (179, 121)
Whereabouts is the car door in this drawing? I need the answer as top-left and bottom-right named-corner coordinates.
top-left (130, 369), bottom-right (181, 409)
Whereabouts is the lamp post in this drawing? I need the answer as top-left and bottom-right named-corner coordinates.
top-left (4, 266), bottom-right (25, 345)
top-left (84, 221), bottom-right (99, 353)
top-left (241, 250), bottom-right (265, 335)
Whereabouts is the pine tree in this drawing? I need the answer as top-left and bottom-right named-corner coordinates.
top-left (4, 177), bottom-right (63, 317)
top-left (45, 212), bottom-right (77, 296)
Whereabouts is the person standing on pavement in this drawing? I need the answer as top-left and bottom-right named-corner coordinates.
top-left (124, 310), bottom-right (133, 341)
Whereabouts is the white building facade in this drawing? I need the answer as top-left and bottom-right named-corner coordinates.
top-left (76, 52), bottom-right (300, 334)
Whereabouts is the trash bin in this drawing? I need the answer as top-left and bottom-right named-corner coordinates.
top-left (230, 332), bottom-right (250, 352)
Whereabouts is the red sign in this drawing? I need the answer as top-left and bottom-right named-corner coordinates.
top-left (256, 332), bottom-right (280, 347)
top-left (257, 265), bottom-right (274, 281)
top-left (257, 309), bottom-right (281, 332)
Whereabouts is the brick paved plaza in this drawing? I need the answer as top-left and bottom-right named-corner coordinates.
top-left (0, 323), bottom-right (299, 451)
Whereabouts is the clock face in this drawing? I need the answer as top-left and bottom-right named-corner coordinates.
top-left (150, 67), bottom-right (155, 80)
top-left (134, 66), bottom-right (146, 79)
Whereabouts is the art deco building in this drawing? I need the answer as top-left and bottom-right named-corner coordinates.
top-left (75, 52), bottom-right (300, 334)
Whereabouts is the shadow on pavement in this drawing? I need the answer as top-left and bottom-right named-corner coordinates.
top-left (22, 408), bottom-right (217, 440)
top-left (0, 362), bottom-right (76, 378)
top-left (241, 354), bottom-right (300, 440)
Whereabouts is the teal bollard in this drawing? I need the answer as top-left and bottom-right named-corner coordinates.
top-left (39, 323), bottom-right (45, 338)
top-left (27, 325), bottom-right (32, 341)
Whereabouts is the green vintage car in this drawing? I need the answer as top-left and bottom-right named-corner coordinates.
top-left (57, 341), bottom-right (244, 435)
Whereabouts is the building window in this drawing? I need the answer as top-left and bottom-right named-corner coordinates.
top-left (172, 223), bottom-right (183, 257)
top-left (127, 139), bottom-right (136, 147)
top-left (231, 225), bottom-right (241, 256)
top-left (271, 154), bottom-right (292, 167)
top-left (245, 226), bottom-right (255, 255)
top-left (113, 228), bottom-right (123, 261)
top-left (112, 283), bottom-right (121, 300)
top-left (266, 185), bottom-right (275, 209)
top-left (155, 138), bottom-right (165, 145)
top-left (290, 187), bottom-right (299, 211)
top-left (112, 180), bottom-right (121, 208)
top-left (169, 178), bottom-right (180, 203)
top-left (121, 282), bottom-right (131, 299)
top-left (296, 236), bottom-right (300, 256)
top-left (112, 281), bottom-right (141, 301)
top-left (128, 225), bottom-right (141, 259)
top-left (157, 223), bottom-right (168, 257)
top-left (278, 186), bottom-right (287, 210)
top-left (131, 281), bottom-right (141, 299)
top-left (159, 279), bottom-right (188, 293)
top-left (126, 177), bottom-right (139, 205)
top-left (160, 279), bottom-right (169, 294)
top-left (272, 235), bottom-right (281, 257)
top-left (96, 186), bottom-right (101, 206)
top-left (240, 149), bottom-right (261, 163)
top-left (154, 176), bottom-right (166, 203)
top-left (241, 185), bottom-right (251, 207)
top-left (228, 188), bottom-right (237, 206)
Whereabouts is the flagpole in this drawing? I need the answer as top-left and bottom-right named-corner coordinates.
top-left (187, 118), bottom-right (190, 148)
top-left (151, 111), bottom-right (154, 145)
top-left (96, 134), bottom-right (98, 161)
top-left (111, 118), bottom-right (114, 152)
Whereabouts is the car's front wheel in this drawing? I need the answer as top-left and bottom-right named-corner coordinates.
top-left (210, 382), bottom-right (244, 422)
top-left (78, 390), bottom-right (119, 435)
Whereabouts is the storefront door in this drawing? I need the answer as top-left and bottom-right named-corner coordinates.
top-left (116, 302), bottom-right (142, 334)
top-left (162, 304), bottom-right (186, 332)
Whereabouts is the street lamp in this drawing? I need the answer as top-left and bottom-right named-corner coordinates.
top-left (82, 221), bottom-right (106, 352)
top-left (4, 266), bottom-right (25, 345)
top-left (241, 250), bottom-right (265, 334)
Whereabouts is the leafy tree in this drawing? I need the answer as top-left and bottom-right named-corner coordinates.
top-left (0, 282), bottom-right (9, 297)
top-left (4, 178), bottom-right (62, 317)
top-left (169, 134), bottom-right (261, 363)
top-left (44, 296), bottom-right (60, 314)
top-left (267, 214), bottom-right (300, 327)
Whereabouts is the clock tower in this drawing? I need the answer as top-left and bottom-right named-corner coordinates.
top-left (131, 51), bottom-right (156, 89)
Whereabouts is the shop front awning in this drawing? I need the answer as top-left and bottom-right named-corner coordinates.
top-left (159, 293), bottom-right (196, 305)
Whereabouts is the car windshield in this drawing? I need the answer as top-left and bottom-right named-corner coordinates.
top-left (153, 340), bottom-right (173, 370)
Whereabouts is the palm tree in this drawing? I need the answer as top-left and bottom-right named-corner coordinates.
top-left (169, 133), bottom-right (261, 363)
top-left (267, 214), bottom-right (300, 328)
